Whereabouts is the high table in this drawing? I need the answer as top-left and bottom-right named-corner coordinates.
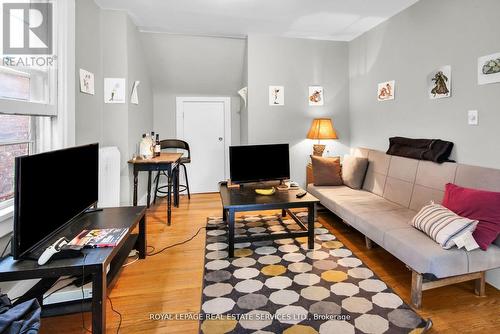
top-left (128, 153), bottom-right (182, 225)
top-left (219, 184), bottom-right (320, 257)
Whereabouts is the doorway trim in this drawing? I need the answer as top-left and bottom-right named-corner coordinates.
top-left (176, 97), bottom-right (232, 180)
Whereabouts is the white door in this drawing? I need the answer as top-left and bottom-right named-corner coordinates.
top-left (176, 97), bottom-right (231, 193)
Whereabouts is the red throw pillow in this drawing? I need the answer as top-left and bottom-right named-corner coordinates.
top-left (442, 183), bottom-right (500, 250)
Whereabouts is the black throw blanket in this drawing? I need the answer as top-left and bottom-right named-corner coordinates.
top-left (386, 137), bottom-right (454, 163)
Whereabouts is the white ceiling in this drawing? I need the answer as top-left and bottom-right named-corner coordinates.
top-left (94, 0), bottom-right (420, 41)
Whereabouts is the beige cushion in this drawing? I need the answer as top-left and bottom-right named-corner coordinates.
top-left (362, 150), bottom-right (391, 196)
top-left (342, 156), bottom-right (368, 189)
top-left (384, 228), bottom-right (469, 278)
top-left (310, 156), bottom-right (342, 186)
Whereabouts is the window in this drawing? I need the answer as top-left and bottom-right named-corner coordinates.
top-left (0, 0), bottom-right (78, 218)
top-left (0, 68), bottom-right (30, 101)
top-left (0, 67), bottom-right (35, 208)
top-left (0, 0), bottom-right (59, 211)
top-left (0, 114), bottom-right (33, 206)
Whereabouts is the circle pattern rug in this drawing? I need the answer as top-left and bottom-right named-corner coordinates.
top-left (200, 213), bottom-right (430, 334)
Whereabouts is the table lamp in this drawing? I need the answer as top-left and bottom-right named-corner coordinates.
top-left (306, 118), bottom-right (338, 156)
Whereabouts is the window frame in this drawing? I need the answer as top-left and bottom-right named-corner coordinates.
top-left (0, 198), bottom-right (14, 212)
top-left (0, 0), bottom-right (75, 237)
top-left (0, 0), bottom-right (58, 117)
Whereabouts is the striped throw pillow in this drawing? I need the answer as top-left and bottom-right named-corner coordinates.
top-left (411, 203), bottom-right (478, 249)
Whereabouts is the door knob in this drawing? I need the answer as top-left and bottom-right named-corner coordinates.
top-left (218, 137), bottom-right (223, 141)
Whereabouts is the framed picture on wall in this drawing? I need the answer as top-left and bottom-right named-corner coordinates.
top-left (428, 65), bottom-right (451, 99)
top-left (104, 78), bottom-right (126, 104)
top-left (269, 85), bottom-right (284, 106)
top-left (308, 86), bottom-right (324, 106)
top-left (478, 52), bottom-right (500, 85)
top-left (377, 80), bottom-right (395, 101)
top-left (79, 69), bottom-right (95, 95)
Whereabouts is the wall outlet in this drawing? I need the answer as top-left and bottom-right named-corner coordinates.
top-left (468, 110), bottom-right (478, 125)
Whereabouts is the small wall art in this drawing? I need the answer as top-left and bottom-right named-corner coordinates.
top-left (308, 86), bottom-right (324, 106)
top-left (478, 52), bottom-right (500, 85)
top-left (79, 69), bottom-right (95, 95)
top-left (377, 80), bottom-right (395, 101)
top-left (238, 86), bottom-right (248, 107)
top-left (428, 65), bottom-right (451, 99)
top-left (269, 85), bottom-right (284, 106)
top-left (131, 81), bottom-right (140, 105)
top-left (104, 78), bottom-right (126, 104)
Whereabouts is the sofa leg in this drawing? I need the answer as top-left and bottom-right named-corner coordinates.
top-left (365, 236), bottom-right (373, 249)
top-left (411, 271), bottom-right (423, 309)
top-left (474, 271), bottom-right (486, 297)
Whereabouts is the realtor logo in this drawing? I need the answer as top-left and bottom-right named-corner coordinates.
top-left (3, 3), bottom-right (53, 55)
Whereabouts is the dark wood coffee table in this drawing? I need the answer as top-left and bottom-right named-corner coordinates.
top-left (219, 184), bottom-right (320, 257)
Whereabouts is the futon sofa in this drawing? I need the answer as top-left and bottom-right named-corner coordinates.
top-left (307, 147), bottom-right (500, 308)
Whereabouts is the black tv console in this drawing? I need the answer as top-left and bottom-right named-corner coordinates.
top-left (0, 206), bottom-right (147, 334)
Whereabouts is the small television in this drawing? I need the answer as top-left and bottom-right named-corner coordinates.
top-left (229, 144), bottom-right (290, 184)
top-left (13, 144), bottom-right (99, 260)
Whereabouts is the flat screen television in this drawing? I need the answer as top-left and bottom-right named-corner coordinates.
top-left (229, 144), bottom-right (290, 184)
top-left (13, 143), bottom-right (99, 260)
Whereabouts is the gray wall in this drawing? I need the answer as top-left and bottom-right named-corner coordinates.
top-left (75, 0), bottom-right (102, 145)
top-left (139, 33), bottom-right (246, 144)
top-left (75, 0), bottom-right (153, 205)
top-left (247, 35), bottom-right (350, 187)
top-left (126, 16), bottom-right (154, 204)
top-left (240, 42), bottom-right (249, 144)
top-left (349, 0), bottom-right (500, 169)
top-left (100, 10), bottom-right (131, 204)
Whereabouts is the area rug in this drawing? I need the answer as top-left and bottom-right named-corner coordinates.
top-left (199, 212), bottom-right (431, 334)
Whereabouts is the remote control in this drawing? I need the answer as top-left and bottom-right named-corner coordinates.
top-left (38, 237), bottom-right (68, 265)
top-left (296, 191), bottom-right (307, 198)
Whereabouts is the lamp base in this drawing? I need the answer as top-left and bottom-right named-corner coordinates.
top-left (312, 144), bottom-right (326, 156)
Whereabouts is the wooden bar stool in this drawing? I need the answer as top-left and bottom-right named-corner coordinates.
top-left (153, 139), bottom-right (191, 204)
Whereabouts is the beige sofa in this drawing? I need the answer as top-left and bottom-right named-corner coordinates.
top-left (307, 147), bottom-right (500, 308)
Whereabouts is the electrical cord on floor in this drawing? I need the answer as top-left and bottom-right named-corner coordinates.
top-left (107, 295), bottom-right (122, 334)
top-left (147, 227), bottom-right (206, 256)
top-left (122, 255), bottom-right (139, 267)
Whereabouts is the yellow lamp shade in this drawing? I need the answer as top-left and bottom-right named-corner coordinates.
top-left (306, 118), bottom-right (338, 140)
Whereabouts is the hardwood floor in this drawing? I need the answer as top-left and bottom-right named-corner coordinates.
top-left (41, 194), bottom-right (500, 333)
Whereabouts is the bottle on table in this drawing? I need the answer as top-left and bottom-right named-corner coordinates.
top-left (154, 134), bottom-right (161, 157)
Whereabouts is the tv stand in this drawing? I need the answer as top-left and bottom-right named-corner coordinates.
top-left (0, 206), bottom-right (147, 334)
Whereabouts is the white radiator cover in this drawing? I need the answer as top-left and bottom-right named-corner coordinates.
top-left (98, 146), bottom-right (120, 208)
